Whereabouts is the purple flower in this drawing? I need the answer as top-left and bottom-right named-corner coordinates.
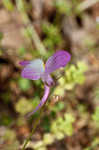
top-left (20, 50), bottom-right (71, 115)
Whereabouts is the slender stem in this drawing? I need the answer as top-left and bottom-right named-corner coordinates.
top-left (28, 24), bottom-right (47, 56)
top-left (22, 109), bottom-right (43, 150)
top-left (22, 85), bottom-right (50, 150)
top-left (16, 0), bottom-right (47, 56)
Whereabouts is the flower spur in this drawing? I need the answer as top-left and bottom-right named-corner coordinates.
top-left (20, 50), bottom-right (71, 116)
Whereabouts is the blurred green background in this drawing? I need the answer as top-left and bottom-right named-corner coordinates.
top-left (0, 0), bottom-right (99, 150)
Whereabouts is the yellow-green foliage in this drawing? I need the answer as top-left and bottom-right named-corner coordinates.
top-left (54, 0), bottom-right (72, 15)
top-left (51, 113), bottom-right (75, 137)
top-left (92, 106), bottom-right (99, 127)
top-left (54, 61), bottom-right (87, 96)
top-left (30, 113), bottom-right (75, 150)
top-left (3, 129), bottom-right (19, 150)
top-left (29, 140), bottom-right (47, 150)
top-left (15, 97), bottom-right (40, 115)
top-left (43, 133), bottom-right (55, 145)
top-left (42, 23), bottom-right (62, 50)
top-left (3, 129), bottom-right (16, 141)
top-left (15, 98), bottom-right (33, 115)
top-left (29, 114), bottom-right (75, 149)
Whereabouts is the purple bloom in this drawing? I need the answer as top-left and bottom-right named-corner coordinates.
top-left (20, 50), bottom-right (71, 115)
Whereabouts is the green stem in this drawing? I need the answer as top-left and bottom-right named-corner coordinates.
top-left (28, 24), bottom-right (47, 56)
top-left (16, 0), bottom-right (47, 56)
top-left (22, 109), bottom-right (43, 150)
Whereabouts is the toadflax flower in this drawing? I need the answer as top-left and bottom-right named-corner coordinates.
top-left (20, 50), bottom-right (71, 116)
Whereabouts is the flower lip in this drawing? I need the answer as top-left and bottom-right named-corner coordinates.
top-left (26, 84), bottom-right (50, 117)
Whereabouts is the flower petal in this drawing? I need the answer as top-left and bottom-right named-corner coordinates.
top-left (19, 61), bottom-right (30, 66)
top-left (21, 59), bottom-right (45, 80)
top-left (27, 85), bottom-right (50, 117)
top-left (45, 50), bottom-right (71, 74)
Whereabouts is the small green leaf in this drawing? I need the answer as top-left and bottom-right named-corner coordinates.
top-left (15, 98), bottom-right (33, 115)
top-left (18, 47), bottom-right (26, 56)
top-left (18, 78), bottom-right (31, 91)
top-left (50, 102), bottom-right (64, 113)
top-left (92, 106), bottom-right (99, 124)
